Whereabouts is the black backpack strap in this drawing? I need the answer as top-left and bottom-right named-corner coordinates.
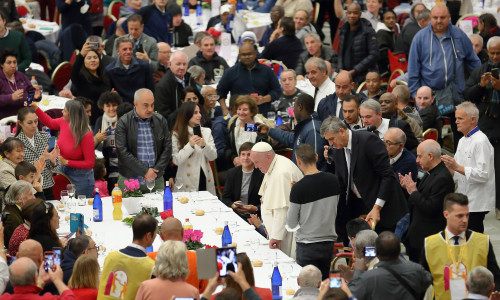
top-left (378, 265), bottom-right (419, 299)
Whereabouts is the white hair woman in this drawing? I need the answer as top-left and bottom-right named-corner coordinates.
top-left (135, 241), bottom-right (199, 300)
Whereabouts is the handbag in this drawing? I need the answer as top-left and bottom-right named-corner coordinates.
top-left (378, 265), bottom-right (423, 300)
top-left (434, 41), bottom-right (463, 116)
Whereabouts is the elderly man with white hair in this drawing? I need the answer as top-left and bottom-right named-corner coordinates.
top-left (250, 142), bottom-right (303, 257)
top-left (465, 266), bottom-right (496, 299)
top-left (293, 265), bottom-right (322, 300)
top-left (155, 51), bottom-right (190, 119)
top-left (442, 102), bottom-right (495, 233)
top-left (464, 35), bottom-right (500, 221)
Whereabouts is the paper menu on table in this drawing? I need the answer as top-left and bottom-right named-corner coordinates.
top-left (219, 32), bottom-right (232, 60)
top-left (459, 20), bottom-right (473, 36)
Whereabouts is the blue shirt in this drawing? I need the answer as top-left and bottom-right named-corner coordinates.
top-left (134, 108), bottom-right (156, 168)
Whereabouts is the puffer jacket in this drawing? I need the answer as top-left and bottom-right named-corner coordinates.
top-left (338, 18), bottom-right (379, 83)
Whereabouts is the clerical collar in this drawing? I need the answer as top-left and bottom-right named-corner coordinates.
top-left (466, 126), bottom-right (479, 138)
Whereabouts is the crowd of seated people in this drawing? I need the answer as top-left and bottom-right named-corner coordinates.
top-left (0, 0), bottom-right (500, 299)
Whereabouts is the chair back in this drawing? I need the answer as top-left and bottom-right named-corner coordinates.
top-left (51, 62), bottom-right (72, 91)
top-left (109, 0), bottom-right (125, 19)
top-left (70, 50), bottom-right (79, 65)
top-left (388, 50), bottom-right (408, 74)
top-left (52, 171), bottom-right (73, 200)
top-left (104, 14), bottom-right (117, 32)
top-left (16, 4), bottom-right (31, 17)
top-left (38, 51), bottom-right (52, 74)
top-left (423, 128), bottom-right (439, 141)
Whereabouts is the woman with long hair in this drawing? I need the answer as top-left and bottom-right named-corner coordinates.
top-left (172, 102), bottom-right (217, 195)
top-left (32, 100), bottom-right (95, 197)
top-left (68, 254), bottom-right (100, 300)
top-left (28, 202), bottom-right (66, 251)
top-left (15, 107), bottom-right (59, 200)
top-left (211, 253), bottom-right (272, 300)
top-left (0, 49), bottom-right (40, 120)
top-left (70, 42), bottom-right (111, 125)
top-left (479, 13), bottom-right (500, 46)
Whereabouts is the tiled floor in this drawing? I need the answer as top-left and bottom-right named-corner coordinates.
top-left (484, 210), bottom-right (500, 265)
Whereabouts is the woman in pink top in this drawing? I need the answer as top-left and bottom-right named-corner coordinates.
top-left (136, 241), bottom-right (200, 300)
top-left (32, 100), bottom-right (95, 197)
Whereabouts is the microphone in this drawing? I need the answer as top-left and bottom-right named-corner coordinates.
top-left (354, 125), bottom-right (376, 132)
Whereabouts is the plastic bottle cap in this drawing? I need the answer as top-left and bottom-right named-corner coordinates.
top-left (115, 184), bottom-right (118, 186)
top-left (186, 218), bottom-right (189, 221)
top-left (31, 76), bottom-right (35, 79)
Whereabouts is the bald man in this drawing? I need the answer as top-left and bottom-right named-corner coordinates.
top-left (398, 140), bottom-right (455, 262)
top-left (317, 71), bottom-right (367, 121)
top-left (146, 218), bottom-right (208, 292)
top-left (250, 142), bottom-right (303, 257)
top-left (17, 240), bottom-right (43, 268)
top-left (3, 257), bottom-right (73, 299)
top-left (408, 5), bottom-right (480, 104)
top-left (414, 86), bottom-right (440, 132)
top-left (153, 42), bottom-right (171, 84)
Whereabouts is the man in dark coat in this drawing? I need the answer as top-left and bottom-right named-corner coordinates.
top-left (337, 3), bottom-right (379, 83)
top-left (399, 140), bottom-right (454, 262)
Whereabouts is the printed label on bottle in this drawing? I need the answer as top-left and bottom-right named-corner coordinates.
top-left (93, 209), bottom-right (99, 219)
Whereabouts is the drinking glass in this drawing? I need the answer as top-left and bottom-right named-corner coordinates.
top-left (67, 184), bottom-right (75, 199)
top-left (78, 195), bottom-right (86, 206)
top-left (175, 177), bottom-right (183, 192)
top-left (146, 179), bottom-right (155, 194)
top-left (267, 111), bottom-right (276, 121)
top-left (60, 190), bottom-right (69, 205)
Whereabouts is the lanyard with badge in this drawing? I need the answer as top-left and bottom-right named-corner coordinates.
top-left (444, 230), bottom-right (467, 300)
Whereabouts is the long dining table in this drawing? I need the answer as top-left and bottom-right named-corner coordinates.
top-left (52, 191), bottom-right (302, 299)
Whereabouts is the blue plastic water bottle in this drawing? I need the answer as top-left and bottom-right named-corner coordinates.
top-left (276, 115), bottom-right (283, 126)
top-left (236, 0), bottom-right (243, 11)
top-left (183, 0), bottom-right (189, 16)
top-left (222, 221), bottom-right (232, 247)
top-left (225, 14), bottom-right (234, 31)
top-left (163, 183), bottom-right (173, 211)
top-left (271, 263), bottom-right (282, 299)
top-left (196, 0), bottom-right (202, 25)
top-left (93, 188), bottom-right (103, 222)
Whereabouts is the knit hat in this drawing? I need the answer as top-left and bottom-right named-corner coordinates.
top-left (166, 2), bottom-right (182, 16)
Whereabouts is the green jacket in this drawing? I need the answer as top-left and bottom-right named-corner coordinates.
top-left (0, 30), bottom-right (32, 72)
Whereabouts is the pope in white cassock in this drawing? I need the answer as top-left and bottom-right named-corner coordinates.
top-left (250, 142), bottom-right (304, 257)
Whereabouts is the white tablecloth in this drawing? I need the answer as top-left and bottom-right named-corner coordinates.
top-left (38, 95), bottom-right (70, 111)
top-left (21, 18), bottom-right (60, 43)
top-left (183, 9), bottom-right (271, 41)
top-left (54, 191), bottom-right (301, 299)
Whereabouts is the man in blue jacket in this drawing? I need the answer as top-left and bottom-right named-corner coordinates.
top-left (259, 94), bottom-right (327, 170)
top-left (216, 43), bottom-right (281, 116)
top-left (104, 36), bottom-right (155, 103)
top-left (408, 5), bottom-right (480, 100)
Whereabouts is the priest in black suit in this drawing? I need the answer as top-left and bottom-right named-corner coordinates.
top-left (320, 116), bottom-right (408, 242)
top-left (220, 142), bottom-right (264, 220)
top-left (399, 139), bottom-right (455, 262)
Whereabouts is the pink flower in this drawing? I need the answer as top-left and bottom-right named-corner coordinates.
top-left (183, 229), bottom-right (193, 242)
top-left (191, 230), bottom-right (203, 242)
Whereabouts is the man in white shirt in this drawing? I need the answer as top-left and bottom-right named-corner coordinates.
top-left (250, 142), bottom-right (303, 257)
top-left (441, 102), bottom-right (495, 234)
top-left (305, 57), bottom-right (335, 110)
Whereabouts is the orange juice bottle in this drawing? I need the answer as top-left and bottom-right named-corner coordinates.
top-left (112, 184), bottom-right (123, 220)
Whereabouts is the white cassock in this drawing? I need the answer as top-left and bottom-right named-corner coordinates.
top-left (258, 155), bottom-right (304, 257)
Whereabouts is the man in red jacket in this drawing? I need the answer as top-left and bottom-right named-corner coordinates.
top-left (0, 257), bottom-right (75, 299)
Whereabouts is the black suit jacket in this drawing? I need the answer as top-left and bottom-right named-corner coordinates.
top-left (420, 104), bottom-right (440, 131)
top-left (221, 166), bottom-right (264, 218)
top-left (333, 130), bottom-right (408, 229)
top-left (406, 162), bottom-right (455, 251)
top-left (389, 118), bottom-right (419, 151)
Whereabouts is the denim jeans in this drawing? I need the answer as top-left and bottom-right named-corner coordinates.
top-left (395, 212), bottom-right (410, 240)
top-left (60, 166), bottom-right (95, 198)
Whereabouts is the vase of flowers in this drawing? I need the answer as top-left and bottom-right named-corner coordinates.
top-left (183, 229), bottom-right (204, 250)
top-left (122, 179), bottom-right (143, 214)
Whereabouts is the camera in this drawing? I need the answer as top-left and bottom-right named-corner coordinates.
top-left (89, 42), bottom-right (99, 50)
top-left (245, 123), bottom-right (259, 132)
top-left (364, 246), bottom-right (376, 257)
top-left (329, 271), bottom-right (341, 288)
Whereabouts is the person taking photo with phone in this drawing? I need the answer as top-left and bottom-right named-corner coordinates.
top-left (172, 102), bottom-right (217, 195)
top-left (464, 36), bottom-right (500, 221)
top-left (224, 96), bottom-right (272, 168)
